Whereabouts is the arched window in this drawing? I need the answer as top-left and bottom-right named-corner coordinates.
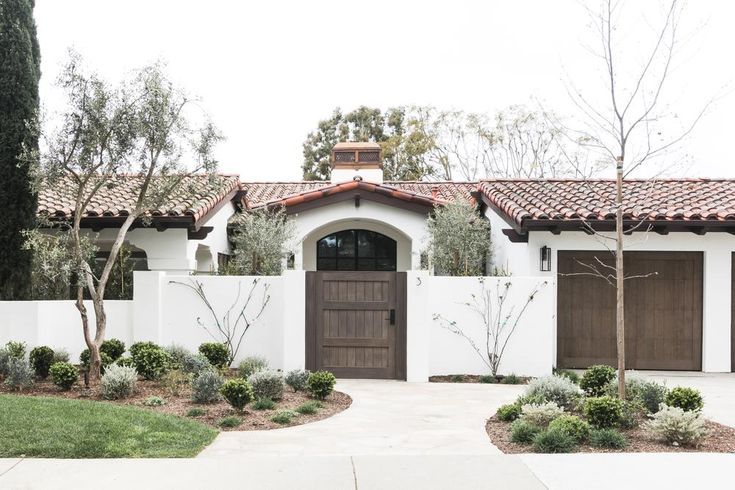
top-left (317, 229), bottom-right (396, 271)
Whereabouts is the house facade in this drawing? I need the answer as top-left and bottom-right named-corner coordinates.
top-left (5, 142), bottom-right (734, 379)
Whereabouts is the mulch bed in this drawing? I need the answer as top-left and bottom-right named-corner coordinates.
top-left (486, 416), bottom-right (735, 453)
top-left (429, 374), bottom-right (529, 384)
top-left (0, 377), bottom-right (351, 431)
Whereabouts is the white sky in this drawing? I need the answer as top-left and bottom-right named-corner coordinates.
top-left (34, 0), bottom-right (735, 181)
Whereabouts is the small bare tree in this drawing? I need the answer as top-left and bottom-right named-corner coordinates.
top-left (433, 278), bottom-right (547, 377)
top-left (36, 52), bottom-right (222, 380)
top-left (171, 279), bottom-right (271, 365)
top-left (564, 0), bottom-right (711, 398)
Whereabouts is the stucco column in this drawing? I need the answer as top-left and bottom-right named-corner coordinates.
top-left (132, 271), bottom-right (164, 344)
top-left (406, 270), bottom-right (430, 382)
top-left (702, 247), bottom-right (731, 372)
top-left (282, 270), bottom-right (306, 371)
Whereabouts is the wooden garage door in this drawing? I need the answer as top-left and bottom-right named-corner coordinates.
top-left (305, 271), bottom-right (406, 379)
top-left (557, 251), bottom-right (702, 371)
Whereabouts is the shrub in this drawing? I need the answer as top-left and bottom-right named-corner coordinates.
top-left (296, 401), bottom-right (323, 415)
top-left (271, 409), bottom-right (298, 425)
top-left (161, 370), bottom-right (189, 397)
top-left (219, 416), bottom-right (242, 428)
top-left (510, 420), bottom-right (541, 443)
top-left (450, 374), bottom-right (466, 383)
top-left (52, 348), bottom-right (70, 364)
top-left (191, 369), bottom-right (224, 403)
top-left (523, 375), bottom-right (581, 409)
top-left (496, 403), bottom-right (521, 422)
top-left (501, 374), bottom-right (521, 385)
top-left (143, 395), bottom-right (166, 406)
top-left (548, 415), bottom-right (590, 443)
top-left (636, 381), bottom-right (669, 414)
top-left (645, 405), bottom-right (707, 446)
top-left (100, 339), bottom-right (126, 361)
top-left (0, 348), bottom-right (11, 377)
top-left (115, 357), bottom-right (136, 369)
top-left (79, 349), bottom-right (113, 374)
top-left (130, 344), bottom-right (169, 380)
top-left (252, 398), bottom-right (276, 410)
top-left (198, 342), bottom-right (230, 368)
top-left (580, 365), bottom-right (616, 396)
top-left (220, 378), bottom-right (255, 411)
top-left (619, 400), bottom-right (643, 429)
top-left (665, 387), bottom-right (704, 412)
top-left (589, 428), bottom-right (628, 449)
top-left (584, 396), bottom-right (623, 428)
top-left (5, 341), bottom-right (26, 359)
top-left (532, 428), bottom-right (577, 453)
top-left (238, 356), bottom-right (269, 378)
top-left (520, 402), bottom-right (564, 428)
top-left (554, 369), bottom-right (579, 384)
top-left (3, 358), bottom-right (34, 390)
top-left (285, 369), bottom-right (310, 392)
top-left (307, 370), bottom-right (336, 399)
top-left (49, 362), bottom-right (78, 390)
top-left (187, 407), bottom-right (206, 417)
top-left (180, 353), bottom-right (212, 376)
top-left (248, 370), bottom-right (284, 401)
top-left (164, 344), bottom-right (191, 370)
top-left (479, 375), bottom-right (497, 384)
top-left (29, 346), bottom-right (55, 378)
top-left (100, 364), bottom-right (138, 400)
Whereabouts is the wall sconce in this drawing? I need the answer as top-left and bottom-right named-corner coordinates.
top-left (540, 246), bottom-right (552, 272)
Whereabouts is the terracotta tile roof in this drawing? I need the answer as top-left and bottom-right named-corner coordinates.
top-left (478, 179), bottom-right (735, 229)
top-left (38, 174), bottom-right (240, 223)
top-left (241, 181), bottom-right (476, 209)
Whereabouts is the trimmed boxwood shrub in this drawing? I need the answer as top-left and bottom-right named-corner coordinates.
top-left (198, 342), bottom-right (230, 368)
top-left (220, 378), bottom-right (255, 411)
top-left (510, 420), bottom-right (541, 443)
top-left (584, 396), bottom-right (623, 428)
top-left (29, 346), bottom-right (55, 378)
top-left (496, 403), bottom-right (521, 422)
top-left (589, 428), bottom-right (628, 449)
top-left (548, 415), bottom-right (590, 443)
top-left (130, 344), bottom-right (169, 380)
top-left (100, 338), bottom-right (126, 361)
top-left (665, 387), bottom-right (704, 412)
top-left (49, 362), bottom-right (78, 390)
top-left (129, 341), bottom-right (160, 358)
top-left (532, 427), bottom-right (577, 453)
top-left (307, 370), bottom-right (336, 399)
top-left (580, 365), bottom-right (616, 397)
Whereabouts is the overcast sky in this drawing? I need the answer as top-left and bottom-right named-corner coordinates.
top-left (34, 0), bottom-right (734, 182)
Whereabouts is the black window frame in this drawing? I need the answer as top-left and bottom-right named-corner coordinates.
top-left (316, 229), bottom-right (397, 271)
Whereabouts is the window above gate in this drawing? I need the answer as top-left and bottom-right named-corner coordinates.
top-left (316, 229), bottom-right (397, 271)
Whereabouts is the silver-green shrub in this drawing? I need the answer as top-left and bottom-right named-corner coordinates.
top-left (0, 348), bottom-right (9, 377)
top-left (180, 352), bottom-right (212, 377)
top-left (52, 348), bottom-right (70, 364)
top-left (645, 404), bottom-right (707, 446)
top-left (238, 356), bottom-right (269, 378)
top-left (3, 358), bottom-right (34, 390)
top-left (285, 369), bottom-right (310, 392)
top-left (519, 402), bottom-right (564, 428)
top-left (524, 375), bottom-right (581, 409)
top-left (248, 370), bottom-right (284, 400)
top-left (191, 369), bottom-right (224, 403)
top-left (100, 364), bottom-right (138, 400)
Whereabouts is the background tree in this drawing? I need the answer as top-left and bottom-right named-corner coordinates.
top-left (0, 0), bottom-right (41, 299)
top-left (565, 0), bottom-right (709, 398)
top-left (226, 208), bottom-right (295, 275)
top-left (38, 53), bottom-right (222, 380)
top-left (427, 202), bottom-right (491, 276)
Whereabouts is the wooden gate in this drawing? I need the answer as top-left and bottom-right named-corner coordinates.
top-left (305, 271), bottom-right (406, 379)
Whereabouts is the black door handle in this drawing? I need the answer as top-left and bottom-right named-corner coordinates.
top-left (389, 309), bottom-right (395, 325)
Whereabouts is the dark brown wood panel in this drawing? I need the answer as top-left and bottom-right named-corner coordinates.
top-left (557, 251), bottom-right (703, 371)
top-left (305, 271), bottom-right (406, 379)
top-left (732, 253), bottom-right (735, 372)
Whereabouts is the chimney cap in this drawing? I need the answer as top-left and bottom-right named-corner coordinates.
top-left (331, 141), bottom-right (382, 169)
top-left (333, 141), bottom-right (381, 150)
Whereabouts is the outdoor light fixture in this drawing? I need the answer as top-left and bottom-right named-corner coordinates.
top-left (540, 246), bottom-right (552, 272)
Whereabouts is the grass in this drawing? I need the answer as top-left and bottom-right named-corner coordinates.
top-left (295, 401), bottom-right (323, 415)
top-left (186, 407), bottom-right (207, 417)
top-left (218, 416), bottom-right (242, 428)
top-left (0, 394), bottom-right (217, 458)
top-left (252, 398), bottom-right (276, 410)
top-left (271, 409), bottom-right (298, 424)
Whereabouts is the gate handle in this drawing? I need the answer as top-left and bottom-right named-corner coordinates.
top-left (389, 309), bottom-right (395, 325)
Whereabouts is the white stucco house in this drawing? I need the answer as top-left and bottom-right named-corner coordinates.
top-left (5, 141), bottom-right (734, 380)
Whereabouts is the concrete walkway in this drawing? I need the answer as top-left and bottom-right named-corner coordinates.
top-left (200, 379), bottom-right (525, 457)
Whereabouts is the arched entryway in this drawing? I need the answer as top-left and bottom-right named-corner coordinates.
top-left (316, 229), bottom-right (397, 271)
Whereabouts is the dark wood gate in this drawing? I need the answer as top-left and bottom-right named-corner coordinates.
top-left (557, 251), bottom-right (703, 371)
top-left (305, 271), bottom-right (406, 379)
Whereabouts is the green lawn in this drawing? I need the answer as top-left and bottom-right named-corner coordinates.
top-left (0, 395), bottom-right (218, 458)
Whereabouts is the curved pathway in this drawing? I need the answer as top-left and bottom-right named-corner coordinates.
top-left (198, 379), bottom-right (524, 457)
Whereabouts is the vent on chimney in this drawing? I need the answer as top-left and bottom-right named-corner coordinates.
top-left (330, 142), bottom-right (384, 184)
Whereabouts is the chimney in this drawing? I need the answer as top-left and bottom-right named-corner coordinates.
top-left (330, 142), bottom-right (383, 184)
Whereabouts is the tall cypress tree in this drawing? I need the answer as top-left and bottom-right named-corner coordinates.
top-left (0, 0), bottom-right (41, 299)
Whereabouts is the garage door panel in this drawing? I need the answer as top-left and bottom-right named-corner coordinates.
top-left (557, 251), bottom-right (702, 371)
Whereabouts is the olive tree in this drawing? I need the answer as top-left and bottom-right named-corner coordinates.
top-left (426, 202), bottom-right (491, 276)
top-left (226, 208), bottom-right (295, 276)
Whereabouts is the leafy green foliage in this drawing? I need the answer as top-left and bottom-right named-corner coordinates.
top-left (238, 356), bottom-right (269, 378)
top-left (130, 344), bottom-right (169, 380)
top-left (285, 369), bottom-right (310, 392)
top-left (583, 396), bottom-right (623, 428)
top-left (220, 378), bottom-right (255, 411)
top-left (226, 208), bottom-right (295, 276)
top-left (29, 346), bottom-right (54, 378)
top-left (496, 403), bottom-right (521, 422)
top-left (501, 374), bottom-right (523, 385)
top-left (49, 362), bottom-right (78, 390)
top-left (0, 348), bottom-right (8, 377)
top-left (252, 398), bottom-right (276, 410)
top-left (450, 374), bottom-right (466, 383)
top-left (186, 407), bottom-right (206, 417)
top-left (180, 353), bottom-right (212, 376)
top-left (218, 416), bottom-right (242, 428)
top-left (198, 342), bottom-right (230, 368)
top-left (191, 370), bottom-right (224, 403)
top-left (143, 396), bottom-right (166, 407)
top-left (5, 341), bottom-right (26, 360)
top-left (532, 428), bottom-right (577, 453)
top-left (427, 202), bottom-right (491, 276)
top-left (4, 358), bottom-right (33, 390)
top-left (79, 349), bottom-right (113, 374)
top-left (161, 370), bottom-right (189, 397)
top-left (295, 401), bottom-right (323, 415)
top-left (248, 370), bottom-right (284, 401)
top-left (270, 410), bottom-right (298, 425)
top-left (510, 420), bottom-right (541, 443)
top-left (554, 369), bottom-right (580, 384)
top-left (479, 375), bottom-right (497, 384)
top-left (164, 345), bottom-right (191, 370)
top-left (619, 400), bottom-right (643, 429)
top-left (100, 364), bottom-right (138, 400)
top-left (100, 339), bottom-right (125, 361)
top-left (307, 371), bottom-right (336, 399)
top-left (0, 0), bottom-right (40, 300)
top-left (636, 381), bottom-right (669, 414)
top-left (580, 365), bottom-right (616, 397)
top-left (665, 387), bottom-right (704, 412)
top-left (547, 415), bottom-right (590, 443)
top-left (52, 349), bottom-right (70, 364)
top-left (589, 428), bottom-right (628, 449)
